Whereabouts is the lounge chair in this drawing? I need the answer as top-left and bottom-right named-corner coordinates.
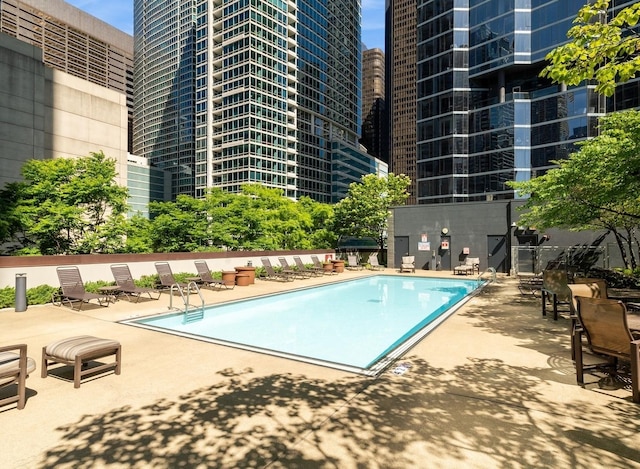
top-left (454, 257), bottom-right (479, 275)
top-left (0, 344), bottom-right (36, 410)
top-left (194, 260), bottom-right (232, 290)
top-left (293, 256), bottom-right (321, 276)
top-left (278, 257), bottom-right (308, 279)
top-left (110, 264), bottom-right (161, 302)
top-left (574, 296), bottom-right (640, 403)
top-left (154, 262), bottom-right (192, 292)
top-left (261, 258), bottom-right (294, 281)
top-left (400, 256), bottom-right (415, 273)
top-left (517, 273), bottom-right (543, 297)
top-left (55, 266), bottom-right (109, 310)
top-left (311, 255), bottom-right (336, 275)
top-left (367, 253), bottom-right (384, 270)
top-left (346, 254), bottom-right (364, 270)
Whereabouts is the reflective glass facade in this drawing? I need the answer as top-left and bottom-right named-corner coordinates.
top-left (134, 0), bottom-right (364, 202)
top-left (415, 0), bottom-right (637, 204)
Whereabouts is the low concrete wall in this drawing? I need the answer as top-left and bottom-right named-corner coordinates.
top-left (0, 250), bottom-right (335, 288)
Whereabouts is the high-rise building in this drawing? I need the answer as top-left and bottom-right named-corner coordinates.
top-left (386, 0), bottom-right (417, 204)
top-left (134, 0), bottom-right (368, 202)
top-left (361, 48), bottom-right (387, 162)
top-left (393, 0), bottom-right (638, 205)
top-left (0, 0), bottom-right (134, 152)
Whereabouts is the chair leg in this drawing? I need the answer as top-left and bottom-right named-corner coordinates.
top-left (542, 291), bottom-right (547, 317)
top-left (574, 330), bottom-right (584, 385)
top-left (632, 341), bottom-right (640, 403)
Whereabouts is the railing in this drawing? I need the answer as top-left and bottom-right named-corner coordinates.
top-left (168, 281), bottom-right (205, 322)
top-left (478, 267), bottom-right (496, 286)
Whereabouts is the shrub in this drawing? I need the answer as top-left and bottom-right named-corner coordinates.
top-left (27, 284), bottom-right (58, 305)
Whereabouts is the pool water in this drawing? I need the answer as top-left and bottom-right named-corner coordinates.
top-left (128, 275), bottom-right (480, 375)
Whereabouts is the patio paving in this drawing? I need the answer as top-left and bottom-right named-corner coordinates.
top-left (1, 269), bottom-right (640, 468)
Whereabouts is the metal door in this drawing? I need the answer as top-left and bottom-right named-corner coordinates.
top-left (394, 236), bottom-right (409, 268)
top-left (487, 235), bottom-right (507, 273)
top-left (439, 235), bottom-right (451, 270)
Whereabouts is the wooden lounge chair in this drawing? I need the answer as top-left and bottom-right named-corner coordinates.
top-left (367, 253), bottom-right (384, 270)
top-left (110, 264), bottom-right (161, 302)
top-left (261, 258), bottom-right (294, 281)
top-left (346, 254), bottom-right (364, 270)
top-left (55, 266), bottom-right (109, 310)
top-left (278, 257), bottom-right (307, 278)
top-left (400, 256), bottom-right (415, 273)
top-left (194, 260), bottom-right (232, 290)
top-left (574, 296), bottom-right (640, 403)
top-left (0, 344), bottom-right (36, 410)
top-left (293, 256), bottom-right (321, 276)
top-left (311, 255), bottom-right (336, 275)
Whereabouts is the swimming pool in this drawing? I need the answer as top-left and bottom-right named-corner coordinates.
top-left (126, 275), bottom-right (480, 375)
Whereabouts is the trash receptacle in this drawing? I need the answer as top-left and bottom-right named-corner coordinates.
top-left (15, 273), bottom-right (27, 312)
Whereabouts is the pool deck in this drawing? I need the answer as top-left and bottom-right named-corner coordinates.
top-left (2, 269), bottom-right (640, 468)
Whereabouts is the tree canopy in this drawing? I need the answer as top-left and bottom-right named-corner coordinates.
top-left (332, 173), bottom-right (411, 248)
top-left (508, 110), bottom-right (640, 269)
top-left (0, 151), bottom-right (128, 254)
top-left (541, 1), bottom-right (640, 96)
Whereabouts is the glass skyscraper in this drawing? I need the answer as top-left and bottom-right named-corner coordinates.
top-left (413, 0), bottom-right (638, 204)
top-left (134, 0), bottom-right (364, 202)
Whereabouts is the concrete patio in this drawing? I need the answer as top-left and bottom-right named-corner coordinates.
top-left (1, 269), bottom-right (639, 468)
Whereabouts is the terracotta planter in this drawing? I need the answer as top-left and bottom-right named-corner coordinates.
top-left (235, 273), bottom-right (251, 286)
top-left (331, 260), bottom-right (345, 273)
top-left (234, 266), bottom-right (256, 284)
top-left (221, 271), bottom-right (237, 286)
top-left (323, 263), bottom-right (334, 273)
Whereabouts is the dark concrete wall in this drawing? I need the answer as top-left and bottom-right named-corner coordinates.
top-left (390, 201), bottom-right (613, 273)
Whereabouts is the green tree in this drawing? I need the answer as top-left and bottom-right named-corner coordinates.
top-left (4, 152), bottom-right (128, 254)
top-left (149, 195), bottom-right (211, 252)
top-left (508, 110), bottom-right (640, 269)
top-left (541, 1), bottom-right (640, 96)
top-left (333, 173), bottom-right (411, 248)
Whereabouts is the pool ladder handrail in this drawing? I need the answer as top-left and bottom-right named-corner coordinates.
top-left (168, 281), bottom-right (205, 321)
top-left (477, 267), bottom-right (496, 285)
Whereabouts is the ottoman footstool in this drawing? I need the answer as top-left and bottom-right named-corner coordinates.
top-left (42, 335), bottom-right (121, 388)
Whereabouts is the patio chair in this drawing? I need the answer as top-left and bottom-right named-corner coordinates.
top-left (194, 260), bottom-right (232, 290)
top-left (367, 253), bottom-right (384, 270)
top-left (110, 264), bottom-right (161, 302)
top-left (311, 255), bottom-right (336, 275)
top-left (400, 256), bottom-right (415, 273)
top-left (568, 280), bottom-right (608, 360)
top-left (0, 344), bottom-right (36, 410)
top-left (574, 296), bottom-right (640, 403)
top-left (346, 254), bottom-right (364, 270)
top-left (454, 257), bottom-right (479, 276)
top-left (261, 258), bottom-right (294, 281)
top-left (517, 273), bottom-right (543, 297)
top-left (293, 256), bottom-right (321, 277)
top-left (541, 269), bottom-right (572, 320)
top-left (278, 257), bottom-right (308, 278)
top-left (55, 266), bottom-right (109, 310)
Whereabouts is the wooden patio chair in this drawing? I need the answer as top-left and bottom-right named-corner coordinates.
top-left (400, 256), bottom-right (415, 273)
top-left (574, 296), bottom-right (640, 403)
top-left (0, 344), bottom-right (36, 410)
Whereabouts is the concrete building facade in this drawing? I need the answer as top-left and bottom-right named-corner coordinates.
top-left (0, 33), bottom-right (128, 189)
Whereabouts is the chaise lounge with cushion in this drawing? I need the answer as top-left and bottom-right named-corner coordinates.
top-left (454, 257), bottom-right (480, 276)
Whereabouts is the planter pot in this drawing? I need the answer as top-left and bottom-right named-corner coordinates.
top-left (234, 266), bottom-right (256, 284)
top-left (235, 273), bottom-right (251, 286)
top-left (331, 260), bottom-right (345, 273)
top-left (323, 263), bottom-right (334, 273)
top-left (221, 271), bottom-right (237, 286)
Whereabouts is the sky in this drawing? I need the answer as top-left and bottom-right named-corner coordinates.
top-left (66, 0), bottom-right (386, 51)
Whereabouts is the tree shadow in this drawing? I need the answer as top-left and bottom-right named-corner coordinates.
top-left (39, 357), bottom-right (640, 468)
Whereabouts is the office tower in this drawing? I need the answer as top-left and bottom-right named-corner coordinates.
top-left (386, 0), bottom-right (417, 204)
top-left (134, 0), bottom-right (366, 202)
top-left (413, 0), bottom-right (640, 205)
top-left (361, 48), bottom-right (387, 162)
top-left (0, 0), bottom-right (134, 152)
